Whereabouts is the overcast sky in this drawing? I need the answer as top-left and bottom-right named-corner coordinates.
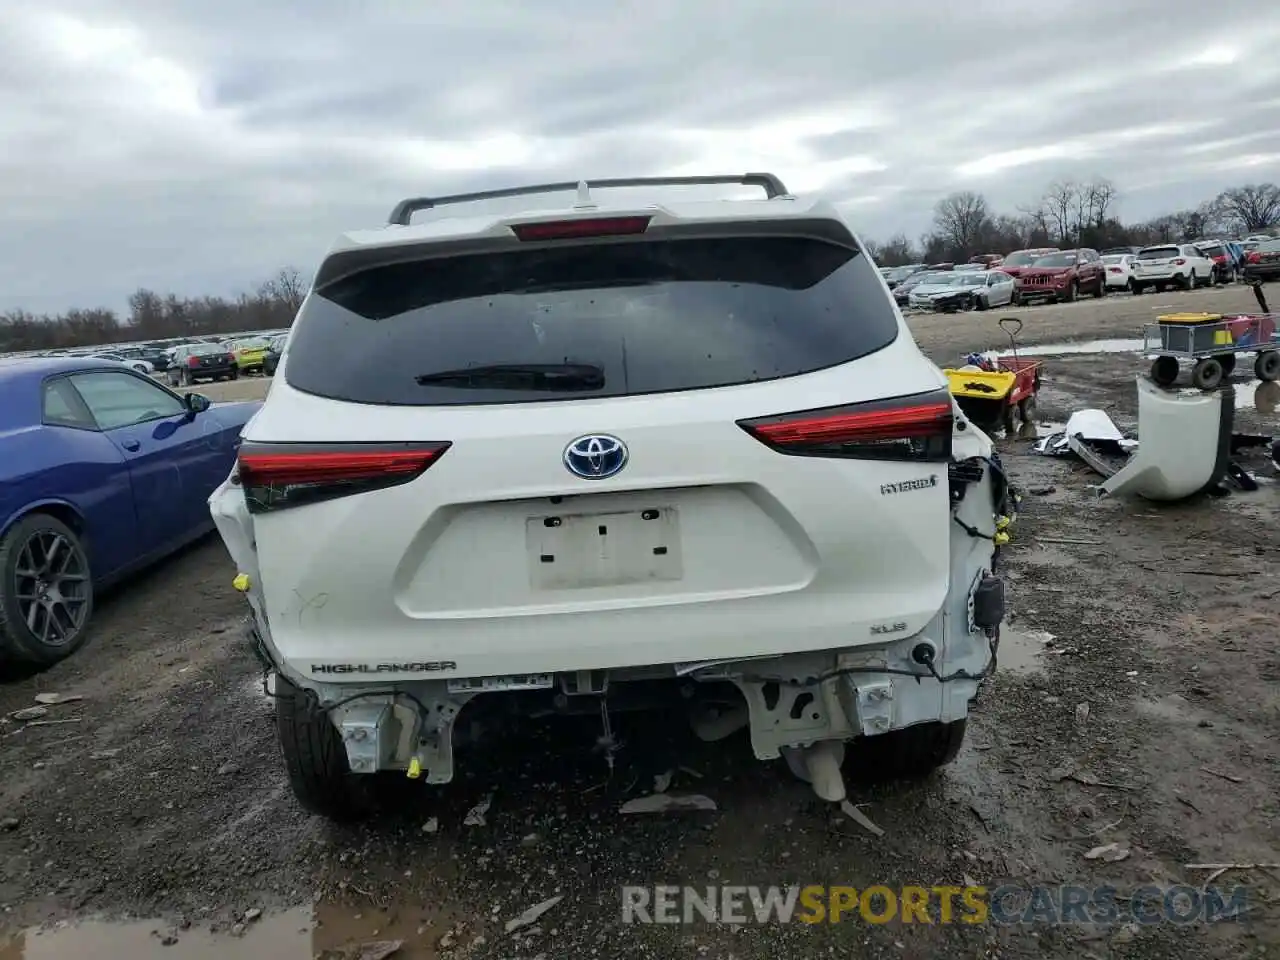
top-left (2, 1), bottom-right (1278, 316)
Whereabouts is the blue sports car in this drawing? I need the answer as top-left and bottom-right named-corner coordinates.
top-left (0, 356), bottom-right (260, 666)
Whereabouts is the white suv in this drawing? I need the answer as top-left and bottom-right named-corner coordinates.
top-left (1130, 243), bottom-right (1215, 293)
top-left (210, 174), bottom-right (1014, 820)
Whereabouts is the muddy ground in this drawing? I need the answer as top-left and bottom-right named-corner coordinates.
top-left (1, 285), bottom-right (1277, 959)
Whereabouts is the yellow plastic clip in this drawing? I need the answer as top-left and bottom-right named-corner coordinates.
top-left (407, 756), bottom-right (422, 779)
top-left (995, 516), bottom-right (1011, 531)
top-left (232, 573), bottom-right (251, 593)
top-left (994, 531), bottom-right (1011, 546)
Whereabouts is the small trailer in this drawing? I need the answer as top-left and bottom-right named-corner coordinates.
top-left (944, 318), bottom-right (1043, 432)
top-left (1143, 280), bottom-right (1280, 390)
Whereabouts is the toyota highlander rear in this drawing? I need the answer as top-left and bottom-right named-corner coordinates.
top-left (210, 174), bottom-right (1013, 820)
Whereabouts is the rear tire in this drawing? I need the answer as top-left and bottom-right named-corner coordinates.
top-left (0, 513), bottom-right (94, 666)
top-left (275, 675), bottom-right (374, 821)
top-left (1150, 356), bottom-right (1179, 386)
top-left (1255, 350), bottom-right (1280, 382)
top-left (1131, 281), bottom-right (1145, 295)
top-left (1092, 275), bottom-right (1105, 298)
top-left (1191, 357), bottom-right (1224, 390)
top-left (845, 720), bottom-right (967, 784)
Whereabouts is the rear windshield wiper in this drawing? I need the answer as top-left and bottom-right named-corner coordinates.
top-left (414, 363), bottom-right (605, 391)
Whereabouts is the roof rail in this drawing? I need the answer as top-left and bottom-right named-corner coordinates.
top-left (386, 173), bottom-right (790, 226)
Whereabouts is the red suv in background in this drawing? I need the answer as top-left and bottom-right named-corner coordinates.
top-left (998, 247), bottom-right (1060, 280)
top-left (1014, 249), bottom-right (1107, 304)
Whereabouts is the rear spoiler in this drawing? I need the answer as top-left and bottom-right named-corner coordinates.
top-left (313, 211), bottom-right (862, 292)
top-left (386, 173), bottom-right (791, 226)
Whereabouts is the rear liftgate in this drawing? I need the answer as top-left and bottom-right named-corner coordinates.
top-left (232, 389), bottom-right (1010, 802)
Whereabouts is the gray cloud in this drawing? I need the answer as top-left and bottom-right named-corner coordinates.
top-left (2, 0), bottom-right (1278, 314)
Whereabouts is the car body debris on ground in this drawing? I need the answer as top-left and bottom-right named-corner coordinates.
top-left (0, 285), bottom-right (1276, 960)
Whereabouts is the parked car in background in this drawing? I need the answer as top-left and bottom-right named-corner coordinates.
top-left (1244, 238), bottom-right (1280, 283)
top-left (87, 353), bottom-right (154, 375)
top-left (968, 253), bottom-right (1004, 269)
top-left (166, 342), bottom-right (239, 386)
top-left (1192, 240), bottom-right (1239, 284)
top-left (262, 335), bottom-right (287, 376)
top-left (893, 270), bottom-right (951, 307)
top-left (114, 345), bottom-right (172, 372)
top-left (227, 337), bottom-right (272, 375)
top-left (1014, 249), bottom-right (1106, 303)
top-left (911, 270), bottom-right (1017, 311)
top-left (1102, 246), bottom-right (1142, 256)
top-left (1131, 244), bottom-right (1215, 293)
top-left (1101, 253), bottom-right (1138, 292)
top-left (881, 264), bottom-right (926, 289)
top-left (0, 357), bottom-right (260, 665)
top-left (998, 248), bottom-right (1060, 281)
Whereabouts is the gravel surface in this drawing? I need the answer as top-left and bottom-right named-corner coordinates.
top-left (1, 284), bottom-right (1277, 959)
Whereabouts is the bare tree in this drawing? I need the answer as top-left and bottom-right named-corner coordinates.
top-left (932, 191), bottom-right (990, 256)
top-left (1083, 178), bottom-right (1117, 227)
top-left (260, 267), bottom-right (308, 314)
top-left (875, 233), bottom-right (919, 266)
top-left (1016, 202), bottom-right (1051, 238)
top-left (1213, 184), bottom-right (1280, 232)
top-left (1041, 180), bottom-right (1078, 244)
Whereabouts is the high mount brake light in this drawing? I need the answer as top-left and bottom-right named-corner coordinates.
top-left (237, 442), bottom-right (451, 513)
top-left (738, 389), bottom-right (953, 462)
top-left (510, 216), bottom-right (652, 241)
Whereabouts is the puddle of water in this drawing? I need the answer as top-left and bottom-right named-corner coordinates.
top-left (0, 901), bottom-right (451, 959)
top-left (995, 338), bottom-right (1143, 357)
top-left (998, 627), bottom-right (1053, 675)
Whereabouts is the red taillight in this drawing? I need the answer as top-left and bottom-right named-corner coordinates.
top-left (1213, 255), bottom-right (1226, 263)
top-left (738, 389), bottom-right (953, 462)
top-left (237, 442), bottom-right (451, 513)
top-left (187, 356), bottom-right (200, 367)
top-left (1172, 258), bottom-right (1186, 266)
top-left (1248, 252), bottom-right (1261, 263)
top-left (1108, 267), bottom-right (1123, 274)
top-left (511, 216), bottom-right (651, 241)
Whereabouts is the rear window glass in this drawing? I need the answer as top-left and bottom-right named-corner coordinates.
top-left (188, 342), bottom-right (225, 355)
top-left (1137, 247), bottom-right (1179, 259)
top-left (285, 235), bottom-right (898, 406)
top-left (1002, 251), bottom-right (1042, 266)
top-left (1256, 239), bottom-right (1280, 252)
top-left (1032, 252), bottom-right (1077, 267)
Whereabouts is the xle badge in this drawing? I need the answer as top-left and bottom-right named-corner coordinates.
top-left (880, 475), bottom-right (939, 496)
top-left (870, 622), bottom-right (907, 635)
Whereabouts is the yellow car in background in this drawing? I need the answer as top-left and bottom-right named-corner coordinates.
top-left (226, 336), bottom-right (272, 375)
